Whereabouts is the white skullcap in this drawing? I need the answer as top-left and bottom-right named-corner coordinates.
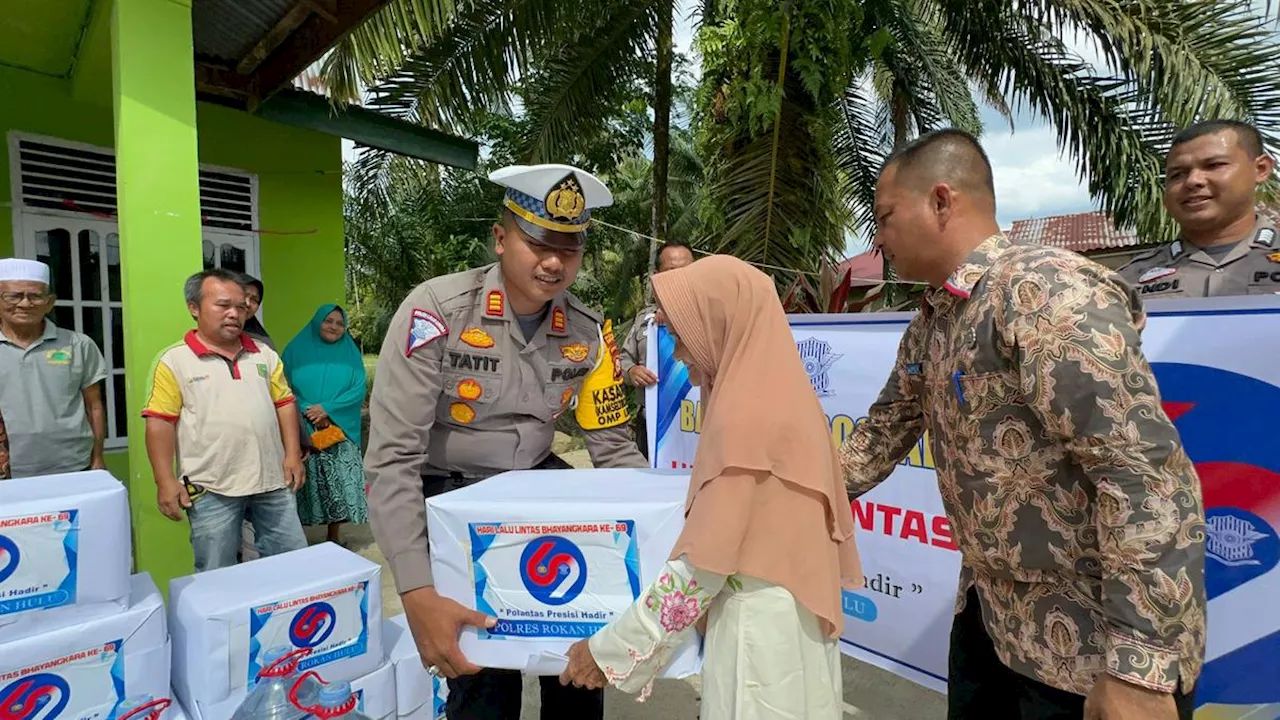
top-left (0, 258), bottom-right (51, 285)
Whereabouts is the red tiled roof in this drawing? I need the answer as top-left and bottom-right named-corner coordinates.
top-left (1008, 204), bottom-right (1280, 254)
top-left (835, 251), bottom-right (883, 287)
top-left (1006, 210), bottom-right (1141, 253)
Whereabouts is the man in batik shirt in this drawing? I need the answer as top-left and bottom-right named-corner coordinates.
top-left (841, 129), bottom-right (1205, 720)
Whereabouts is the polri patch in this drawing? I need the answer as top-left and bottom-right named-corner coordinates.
top-left (1268, 251), bottom-right (1280, 264)
top-left (1138, 267), bottom-right (1177, 284)
top-left (560, 343), bottom-right (589, 363)
top-left (460, 327), bottom-right (495, 348)
top-left (407, 309), bottom-right (448, 357)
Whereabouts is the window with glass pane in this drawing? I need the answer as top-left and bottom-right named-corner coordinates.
top-left (29, 222), bottom-right (126, 448)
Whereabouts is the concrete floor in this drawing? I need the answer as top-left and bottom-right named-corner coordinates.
top-left (312, 439), bottom-right (947, 718)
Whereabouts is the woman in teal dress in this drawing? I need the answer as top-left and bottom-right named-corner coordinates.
top-left (283, 304), bottom-right (368, 545)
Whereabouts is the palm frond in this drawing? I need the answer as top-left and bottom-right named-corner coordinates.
top-left (518, 1), bottom-right (659, 162)
top-left (320, 0), bottom-right (460, 105)
top-left (832, 79), bottom-right (887, 235)
top-left (935, 0), bottom-right (1174, 238)
top-left (1025, 0), bottom-right (1280, 141)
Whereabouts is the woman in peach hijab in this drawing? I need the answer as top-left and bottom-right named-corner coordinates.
top-left (560, 255), bottom-right (863, 718)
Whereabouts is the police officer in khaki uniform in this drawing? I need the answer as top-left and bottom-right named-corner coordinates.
top-left (364, 163), bottom-right (646, 720)
top-left (1119, 119), bottom-right (1280, 297)
top-left (618, 241), bottom-right (694, 458)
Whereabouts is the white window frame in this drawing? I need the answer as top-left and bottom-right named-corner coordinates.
top-left (7, 131), bottom-right (261, 448)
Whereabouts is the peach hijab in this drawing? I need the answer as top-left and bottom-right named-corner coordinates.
top-left (651, 255), bottom-right (863, 638)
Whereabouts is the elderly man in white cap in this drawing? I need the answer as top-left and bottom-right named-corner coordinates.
top-left (0, 258), bottom-right (109, 478)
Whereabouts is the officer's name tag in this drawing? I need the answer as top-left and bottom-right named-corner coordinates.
top-left (468, 520), bottom-right (641, 639)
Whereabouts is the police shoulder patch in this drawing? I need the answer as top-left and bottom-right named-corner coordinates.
top-left (406, 309), bottom-right (448, 357)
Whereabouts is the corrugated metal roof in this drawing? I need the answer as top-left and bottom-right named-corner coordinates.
top-left (192, 0), bottom-right (297, 64)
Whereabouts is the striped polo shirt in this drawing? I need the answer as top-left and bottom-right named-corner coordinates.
top-left (142, 331), bottom-right (294, 496)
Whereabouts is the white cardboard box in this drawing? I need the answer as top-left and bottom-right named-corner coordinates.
top-left (169, 542), bottom-right (384, 720)
top-left (425, 468), bottom-right (701, 677)
top-left (0, 470), bottom-right (131, 633)
top-left (0, 572), bottom-right (170, 719)
top-left (385, 615), bottom-right (447, 720)
top-left (349, 661), bottom-right (397, 720)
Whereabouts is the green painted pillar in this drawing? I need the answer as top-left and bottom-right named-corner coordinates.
top-left (111, 0), bottom-right (203, 591)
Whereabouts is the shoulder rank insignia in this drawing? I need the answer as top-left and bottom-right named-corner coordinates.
top-left (560, 343), bottom-right (589, 363)
top-left (485, 290), bottom-right (504, 317)
top-left (460, 327), bottom-right (495, 349)
top-left (1138, 267), bottom-right (1177, 284)
top-left (551, 306), bottom-right (567, 333)
top-left (457, 379), bottom-right (483, 400)
top-left (449, 402), bottom-right (476, 424)
top-left (407, 309), bottom-right (448, 357)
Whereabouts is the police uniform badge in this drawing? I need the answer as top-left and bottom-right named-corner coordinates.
top-left (407, 309), bottom-right (447, 357)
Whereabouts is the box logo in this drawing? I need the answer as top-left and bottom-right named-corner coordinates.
top-left (0, 535), bottom-right (19, 584)
top-left (519, 536), bottom-right (587, 606)
top-left (289, 601), bottom-right (338, 648)
top-left (0, 673), bottom-right (71, 720)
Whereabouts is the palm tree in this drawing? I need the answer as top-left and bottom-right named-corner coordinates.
top-left (323, 0), bottom-right (1280, 291)
top-left (319, 0), bottom-right (682, 261)
top-left (697, 0), bottom-right (1280, 283)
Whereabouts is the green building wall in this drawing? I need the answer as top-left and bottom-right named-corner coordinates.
top-left (0, 61), bottom-right (345, 515)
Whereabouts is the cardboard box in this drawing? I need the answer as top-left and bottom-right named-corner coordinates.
top-left (349, 661), bottom-right (396, 720)
top-left (169, 543), bottom-right (384, 720)
top-left (0, 470), bottom-right (131, 633)
top-left (385, 615), bottom-right (447, 720)
top-left (0, 573), bottom-right (169, 720)
top-left (426, 468), bottom-right (701, 677)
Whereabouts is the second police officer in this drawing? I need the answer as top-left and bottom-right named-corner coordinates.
top-left (1119, 119), bottom-right (1280, 297)
top-left (364, 163), bottom-right (648, 720)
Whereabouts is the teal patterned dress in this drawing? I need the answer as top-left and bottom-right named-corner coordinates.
top-left (282, 304), bottom-right (369, 527)
top-left (298, 439), bottom-right (367, 525)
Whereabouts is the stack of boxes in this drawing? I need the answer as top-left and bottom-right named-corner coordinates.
top-left (0, 470), bottom-right (446, 720)
top-left (0, 471), bottom-right (172, 717)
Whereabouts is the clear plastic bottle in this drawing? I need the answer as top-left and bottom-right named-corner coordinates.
top-left (302, 682), bottom-right (372, 720)
top-left (230, 646), bottom-right (318, 720)
top-left (114, 694), bottom-right (172, 720)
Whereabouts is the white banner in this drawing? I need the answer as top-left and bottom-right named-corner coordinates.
top-left (647, 296), bottom-right (1280, 717)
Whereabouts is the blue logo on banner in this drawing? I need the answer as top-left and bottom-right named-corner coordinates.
top-left (795, 337), bottom-right (842, 397)
top-left (0, 535), bottom-right (19, 585)
top-left (0, 673), bottom-right (71, 720)
top-left (1151, 362), bottom-right (1280, 708)
top-left (520, 536), bottom-right (588, 606)
top-left (289, 601), bottom-right (337, 648)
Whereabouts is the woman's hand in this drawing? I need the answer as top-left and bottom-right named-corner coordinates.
top-left (304, 405), bottom-right (329, 424)
top-left (559, 639), bottom-right (607, 690)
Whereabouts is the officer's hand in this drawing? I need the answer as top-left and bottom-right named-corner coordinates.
top-left (402, 586), bottom-right (497, 679)
top-left (628, 366), bottom-right (659, 387)
top-left (156, 477), bottom-right (191, 522)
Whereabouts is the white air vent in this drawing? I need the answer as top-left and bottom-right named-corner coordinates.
top-left (15, 136), bottom-right (256, 232)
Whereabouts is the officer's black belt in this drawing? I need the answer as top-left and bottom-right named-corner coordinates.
top-left (421, 452), bottom-right (573, 497)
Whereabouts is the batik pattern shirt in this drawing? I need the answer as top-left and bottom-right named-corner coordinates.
top-left (839, 234), bottom-right (1206, 695)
